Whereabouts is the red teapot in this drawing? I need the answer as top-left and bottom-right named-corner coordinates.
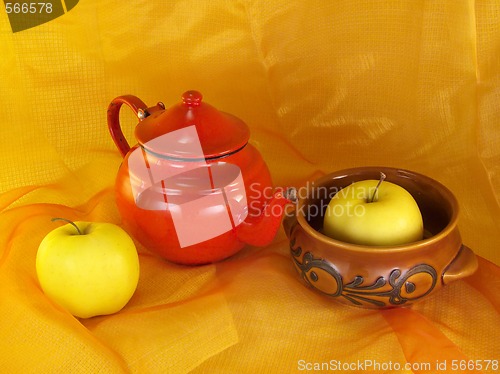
top-left (107, 90), bottom-right (292, 265)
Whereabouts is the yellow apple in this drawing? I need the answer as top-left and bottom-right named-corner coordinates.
top-left (36, 219), bottom-right (140, 318)
top-left (323, 179), bottom-right (423, 246)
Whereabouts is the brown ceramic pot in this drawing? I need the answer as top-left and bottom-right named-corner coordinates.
top-left (283, 167), bottom-right (478, 309)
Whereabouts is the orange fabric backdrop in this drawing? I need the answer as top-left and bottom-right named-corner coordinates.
top-left (1, 1), bottom-right (499, 373)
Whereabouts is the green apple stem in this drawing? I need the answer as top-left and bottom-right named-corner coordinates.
top-left (370, 172), bottom-right (386, 203)
top-left (51, 217), bottom-right (83, 235)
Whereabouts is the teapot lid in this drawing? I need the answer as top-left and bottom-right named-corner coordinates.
top-left (135, 90), bottom-right (250, 160)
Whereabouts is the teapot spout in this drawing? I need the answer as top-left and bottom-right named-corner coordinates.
top-left (236, 188), bottom-right (296, 247)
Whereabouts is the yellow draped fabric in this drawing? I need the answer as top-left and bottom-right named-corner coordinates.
top-left (1, 1), bottom-right (499, 373)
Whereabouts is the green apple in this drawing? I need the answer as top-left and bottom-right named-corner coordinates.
top-left (36, 219), bottom-right (140, 318)
top-left (323, 178), bottom-right (423, 246)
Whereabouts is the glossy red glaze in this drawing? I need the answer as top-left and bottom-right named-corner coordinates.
top-left (108, 92), bottom-right (290, 265)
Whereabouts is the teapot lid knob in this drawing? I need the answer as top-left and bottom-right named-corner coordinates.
top-left (182, 90), bottom-right (203, 107)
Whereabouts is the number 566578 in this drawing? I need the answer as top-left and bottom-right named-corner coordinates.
top-left (5, 2), bottom-right (53, 14)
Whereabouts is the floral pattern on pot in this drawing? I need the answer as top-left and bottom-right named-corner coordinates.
top-left (290, 239), bottom-right (438, 308)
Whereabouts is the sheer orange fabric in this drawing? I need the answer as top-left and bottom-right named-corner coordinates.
top-left (1, 1), bottom-right (499, 372)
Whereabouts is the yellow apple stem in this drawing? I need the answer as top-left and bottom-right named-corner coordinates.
top-left (370, 172), bottom-right (386, 203)
top-left (51, 217), bottom-right (83, 235)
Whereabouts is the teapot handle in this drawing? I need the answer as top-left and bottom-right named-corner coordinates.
top-left (107, 95), bottom-right (148, 157)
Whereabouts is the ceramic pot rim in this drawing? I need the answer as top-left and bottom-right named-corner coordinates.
top-left (295, 166), bottom-right (460, 253)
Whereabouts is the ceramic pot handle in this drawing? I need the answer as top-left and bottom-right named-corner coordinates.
top-left (442, 245), bottom-right (478, 284)
top-left (107, 95), bottom-right (148, 157)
